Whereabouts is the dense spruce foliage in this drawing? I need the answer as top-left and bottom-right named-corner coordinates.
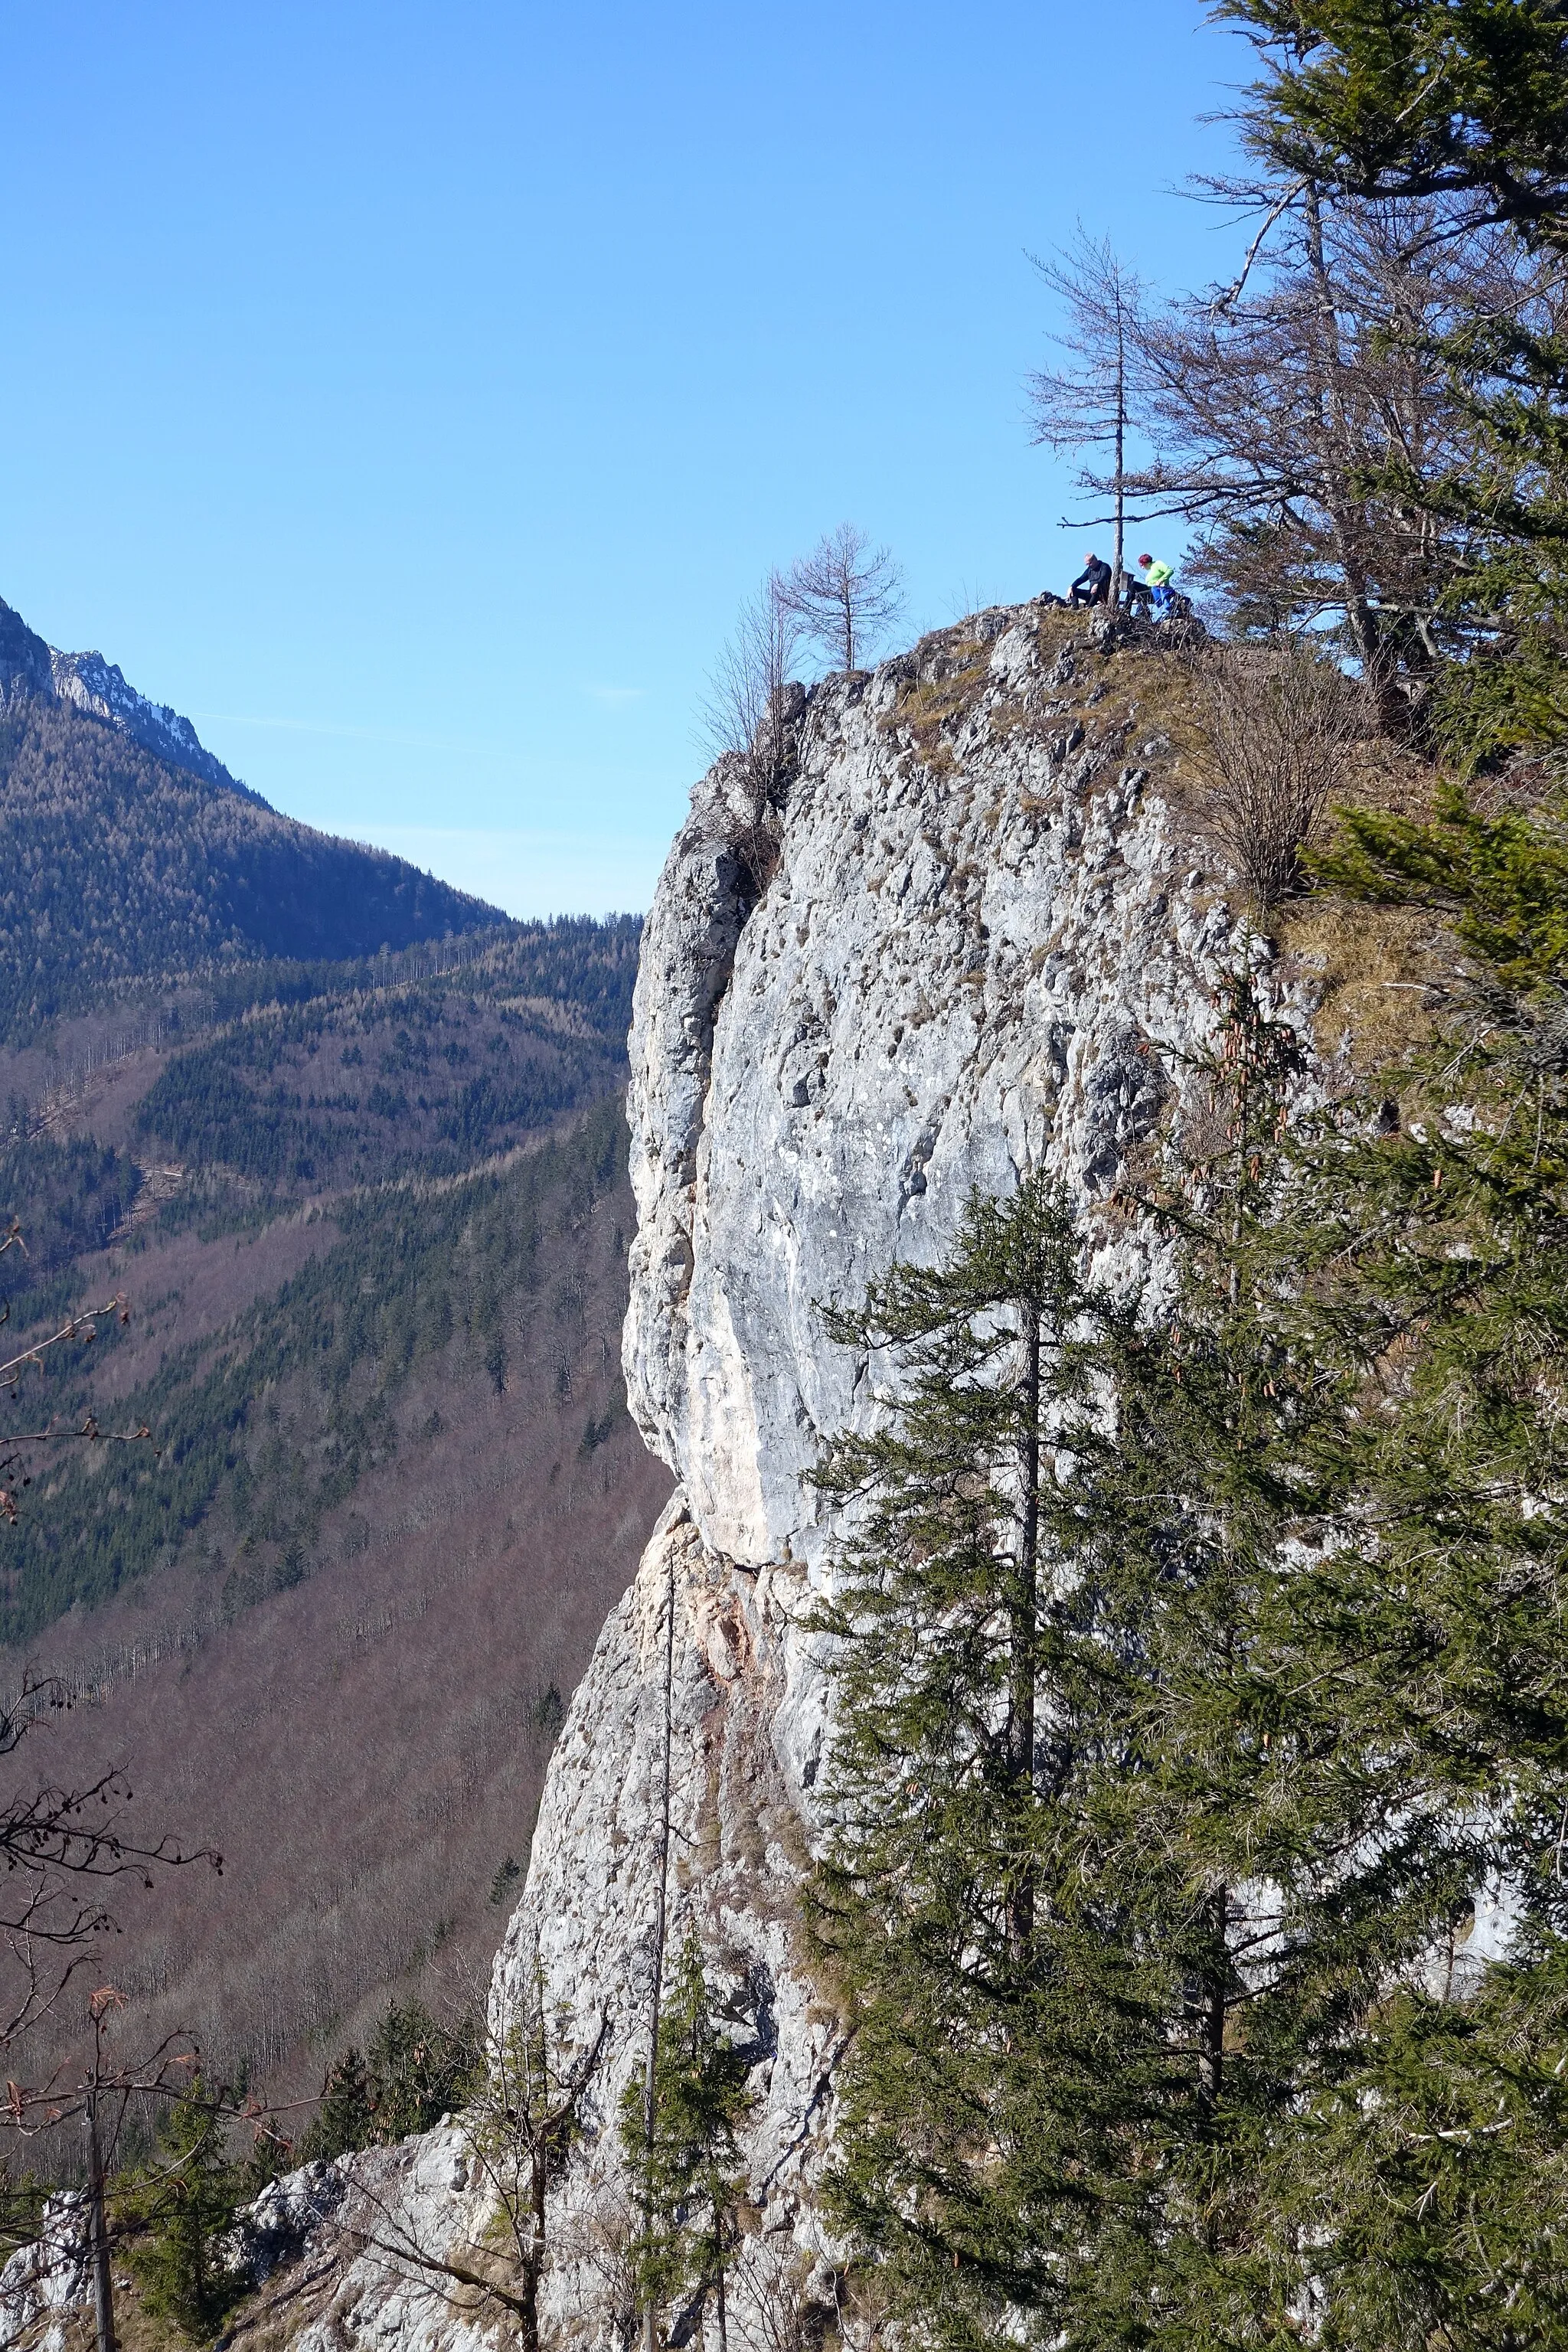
top-left (134, 923), bottom-right (639, 1192)
top-left (0, 1135), bottom-right (140, 1315)
top-left (816, 802), bottom-right (1568, 2346)
top-left (300, 1998), bottom-right (482, 2161)
top-left (0, 697), bottom-right (501, 1036)
top-left (622, 1929), bottom-right (753, 2344)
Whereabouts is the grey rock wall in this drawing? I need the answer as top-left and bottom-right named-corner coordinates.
top-left (497, 603), bottom-right (1291, 2341)
top-left (625, 605), bottom-right (1236, 1570)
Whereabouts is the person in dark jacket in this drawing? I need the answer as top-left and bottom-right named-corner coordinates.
top-left (1069, 552), bottom-right (1112, 607)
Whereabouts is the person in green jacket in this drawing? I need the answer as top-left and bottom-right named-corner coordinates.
top-left (1136, 552), bottom-right (1174, 619)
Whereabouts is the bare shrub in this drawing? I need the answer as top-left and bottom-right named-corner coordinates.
top-left (698, 577), bottom-right (805, 904)
top-left (348, 1941), bottom-right (605, 2352)
top-left (699, 577), bottom-right (800, 805)
top-left (556, 2184), bottom-right (642, 2352)
top-left (1187, 641), bottom-right (1364, 906)
top-left (731, 2235), bottom-right (823, 2352)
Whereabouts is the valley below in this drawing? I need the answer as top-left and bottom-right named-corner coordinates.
top-left (0, 620), bottom-right (670, 2129)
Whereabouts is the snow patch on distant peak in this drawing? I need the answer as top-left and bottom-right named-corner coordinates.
top-left (47, 645), bottom-right (263, 802)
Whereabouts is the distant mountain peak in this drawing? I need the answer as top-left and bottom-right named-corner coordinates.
top-left (0, 593), bottom-right (260, 802)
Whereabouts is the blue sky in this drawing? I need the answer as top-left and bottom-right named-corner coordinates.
top-left (0, 2), bottom-right (1251, 918)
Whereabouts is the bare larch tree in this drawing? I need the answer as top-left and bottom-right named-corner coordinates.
top-left (1028, 228), bottom-right (1143, 609)
top-left (779, 524), bottom-right (904, 675)
top-left (1186, 639), bottom-right (1364, 906)
top-left (349, 1945), bottom-right (606, 2352)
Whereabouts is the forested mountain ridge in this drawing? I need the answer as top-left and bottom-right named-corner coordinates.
top-left (0, 596), bottom-right (662, 2141)
top-left (132, 917), bottom-right (639, 1193)
top-left (2, 588), bottom-right (254, 795)
top-left (0, 591), bottom-right (507, 1037)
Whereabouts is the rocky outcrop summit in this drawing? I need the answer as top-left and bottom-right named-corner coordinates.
top-left (0, 605), bottom-right (1298, 2349)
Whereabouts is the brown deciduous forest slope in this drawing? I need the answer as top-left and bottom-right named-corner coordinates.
top-left (8, 1122), bottom-right (668, 2114)
top-left (0, 898), bottom-right (668, 2124)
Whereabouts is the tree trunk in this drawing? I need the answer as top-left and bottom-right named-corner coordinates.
top-left (85, 2091), bottom-right (117, 2352)
top-left (1008, 1300), bottom-right (1042, 1955)
top-left (515, 2148), bottom-right (545, 2352)
top-left (1196, 1883), bottom-right (1229, 2120)
top-left (1111, 289), bottom-right (1127, 613)
top-left (642, 1560), bottom-right (678, 2352)
top-left (1301, 181), bottom-right (1402, 729)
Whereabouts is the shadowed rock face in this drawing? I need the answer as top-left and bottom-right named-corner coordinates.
top-left (0, 598), bottom-right (54, 708)
top-left (4, 607), bottom-right (1313, 2350)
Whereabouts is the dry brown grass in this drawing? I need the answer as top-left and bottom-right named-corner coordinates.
top-left (1277, 899), bottom-right (1449, 1071)
top-left (880, 645), bottom-right (991, 776)
top-left (1008, 626), bottom-right (1457, 1077)
top-left (1076, 637), bottom-right (1453, 1071)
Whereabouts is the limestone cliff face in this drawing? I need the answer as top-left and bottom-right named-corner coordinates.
top-left (622, 604), bottom-right (1230, 1577)
top-left (491, 603), bottom-right (1295, 2339)
top-left (284, 606), bottom-right (1285, 2348)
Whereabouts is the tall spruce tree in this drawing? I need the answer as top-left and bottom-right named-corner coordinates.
top-left (808, 1093), bottom-right (1383, 2347)
top-left (1241, 790), bottom-right (1568, 2347)
top-left (118, 2076), bottom-right (245, 2343)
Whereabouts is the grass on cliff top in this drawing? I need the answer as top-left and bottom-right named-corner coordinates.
top-left (890, 603), bottom-right (1460, 1074)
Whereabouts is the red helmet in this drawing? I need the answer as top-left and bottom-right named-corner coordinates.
top-left (1138, 553), bottom-right (1154, 567)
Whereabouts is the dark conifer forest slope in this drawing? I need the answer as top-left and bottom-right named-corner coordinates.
top-left (0, 694), bottom-right (503, 1035)
top-left (0, 608), bottom-right (667, 2115)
